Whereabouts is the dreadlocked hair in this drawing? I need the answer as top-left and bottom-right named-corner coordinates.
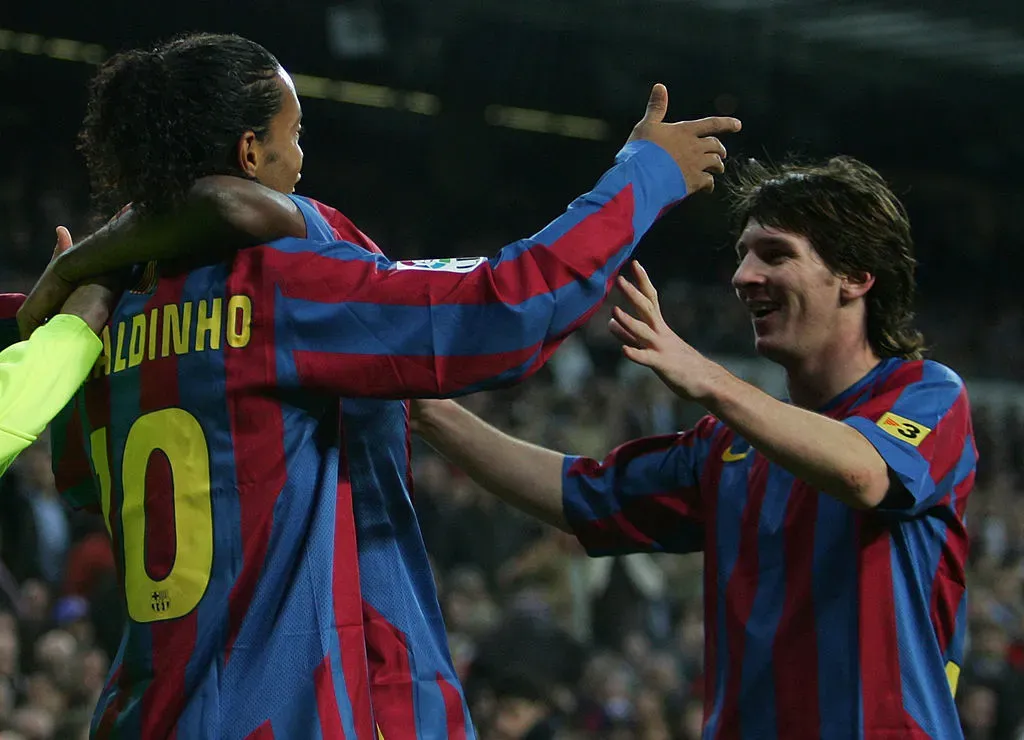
top-left (79, 33), bottom-right (282, 217)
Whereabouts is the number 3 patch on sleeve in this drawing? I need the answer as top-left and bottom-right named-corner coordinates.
top-left (876, 411), bottom-right (932, 447)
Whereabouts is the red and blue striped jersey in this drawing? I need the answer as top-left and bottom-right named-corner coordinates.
top-left (51, 140), bottom-right (686, 740)
top-left (563, 358), bottom-right (974, 740)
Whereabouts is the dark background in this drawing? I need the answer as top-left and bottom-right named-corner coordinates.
top-left (2, 0), bottom-right (1022, 369)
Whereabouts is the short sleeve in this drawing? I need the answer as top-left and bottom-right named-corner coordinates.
top-left (843, 361), bottom-right (975, 519)
top-left (562, 416), bottom-right (719, 555)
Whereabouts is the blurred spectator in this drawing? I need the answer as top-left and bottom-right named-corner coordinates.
top-left (962, 684), bottom-right (1000, 740)
top-left (488, 673), bottom-right (560, 740)
top-left (13, 449), bottom-right (68, 588)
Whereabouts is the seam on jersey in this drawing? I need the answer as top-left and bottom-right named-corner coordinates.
top-left (0, 423), bottom-right (37, 444)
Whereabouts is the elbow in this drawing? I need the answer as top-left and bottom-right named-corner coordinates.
top-left (838, 464), bottom-right (891, 510)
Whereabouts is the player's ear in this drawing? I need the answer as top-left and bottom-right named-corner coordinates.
top-left (840, 270), bottom-right (875, 303)
top-left (236, 131), bottom-right (260, 178)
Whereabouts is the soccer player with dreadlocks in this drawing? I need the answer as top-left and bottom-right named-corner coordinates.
top-left (44, 32), bottom-right (739, 738)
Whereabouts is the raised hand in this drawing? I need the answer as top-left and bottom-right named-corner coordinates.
top-left (20, 225), bottom-right (123, 337)
top-left (609, 261), bottom-right (723, 402)
top-left (626, 83), bottom-right (741, 195)
top-left (18, 227), bottom-right (78, 338)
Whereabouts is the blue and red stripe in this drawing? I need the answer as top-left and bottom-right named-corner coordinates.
top-left (770, 480), bottom-right (821, 739)
top-left (135, 273), bottom-right (192, 740)
top-left (699, 424), bottom-right (732, 738)
top-left (333, 408), bottom-right (374, 739)
top-left (714, 456), bottom-right (769, 740)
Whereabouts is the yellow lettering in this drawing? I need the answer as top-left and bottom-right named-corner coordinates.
top-left (128, 314), bottom-right (147, 369)
top-left (162, 303), bottom-right (192, 358)
top-left (94, 326), bottom-right (112, 378)
top-left (147, 309), bottom-right (158, 361)
top-left (226, 295), bottom-right (252, 349)
top-left (195, 298), bottom-right (222, 352)
top-left (113, 322), bottom-right (128, 374)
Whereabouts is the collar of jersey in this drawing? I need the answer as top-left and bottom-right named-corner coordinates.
top-left (778, 357), bottom-right (903, 415)
top-left (815, 356), bottom-right (902, 415)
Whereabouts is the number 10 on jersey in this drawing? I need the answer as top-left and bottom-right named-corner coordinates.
top-left (89, 408), bottom-right (215, 623)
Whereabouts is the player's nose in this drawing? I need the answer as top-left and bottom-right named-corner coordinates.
top-left (731, 253), bottom-right (765, 292)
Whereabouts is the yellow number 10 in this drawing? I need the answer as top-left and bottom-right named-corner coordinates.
top-left (89, 408), bottom-right (214, 623)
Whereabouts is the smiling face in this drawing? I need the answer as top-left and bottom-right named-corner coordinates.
top-left (732, 220), bottom-right (868, 366)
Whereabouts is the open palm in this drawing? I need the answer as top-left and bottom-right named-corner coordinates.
top-left (608, 261), bottom-right (721, 402)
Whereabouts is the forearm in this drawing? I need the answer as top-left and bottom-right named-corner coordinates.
top-left (415, 400), bottom-right (571, 530)
top-left (699, 370), bottom-right (890, 508)
top-left (56, 176), bottom-right (303, 282)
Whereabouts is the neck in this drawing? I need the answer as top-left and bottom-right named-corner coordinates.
top-left (783, 335), bottom-right (881, 410)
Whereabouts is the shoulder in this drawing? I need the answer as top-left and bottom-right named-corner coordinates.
top-left (863, 358), bottom-right (971, 429)
top-left (285, 195), bottom-right (339, 243)
top-left (877, 358), bottom-right (966, 395)
top-left (289, 196), bottom-right (383, 255)
top-left (690, 414), bottom-right (732, 446)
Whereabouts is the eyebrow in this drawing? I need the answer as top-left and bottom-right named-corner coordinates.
top-left (735, 234), bottom-right (793, 255)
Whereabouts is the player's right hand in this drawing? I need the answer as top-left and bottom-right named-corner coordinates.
top-left (626, 83), bottom-right (741, 195)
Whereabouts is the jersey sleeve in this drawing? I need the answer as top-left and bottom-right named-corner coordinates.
top-left (0, 315), bottom-right (102, 476)
top-left (264, 141), bottom-right (686, 398)
top-left (561, 416), bottom-right (719, 556)
top-left (842, 361), bottom-right (974, 519)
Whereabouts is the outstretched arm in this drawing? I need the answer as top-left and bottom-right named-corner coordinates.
top-left (411, 398), bottom-right (569, 530)
top-left (412, 397), bottom-right (710, 555)
top-left (18, 176), bottom-right (304, 337)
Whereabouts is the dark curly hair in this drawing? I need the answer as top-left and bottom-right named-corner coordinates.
top-left (729, 156), bottom-right (925, 360)
top-left (79, 33), bottom-right (283, 217)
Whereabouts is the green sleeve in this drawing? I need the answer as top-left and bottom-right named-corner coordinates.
top-left (0, 314), bottom-right (101, 475)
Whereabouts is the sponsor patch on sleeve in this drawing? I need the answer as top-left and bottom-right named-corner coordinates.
top-left (876, 411), bottom-right (932, 447)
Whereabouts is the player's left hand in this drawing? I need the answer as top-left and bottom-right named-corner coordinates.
top-left (609, 261), bottom-right (725, 402)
